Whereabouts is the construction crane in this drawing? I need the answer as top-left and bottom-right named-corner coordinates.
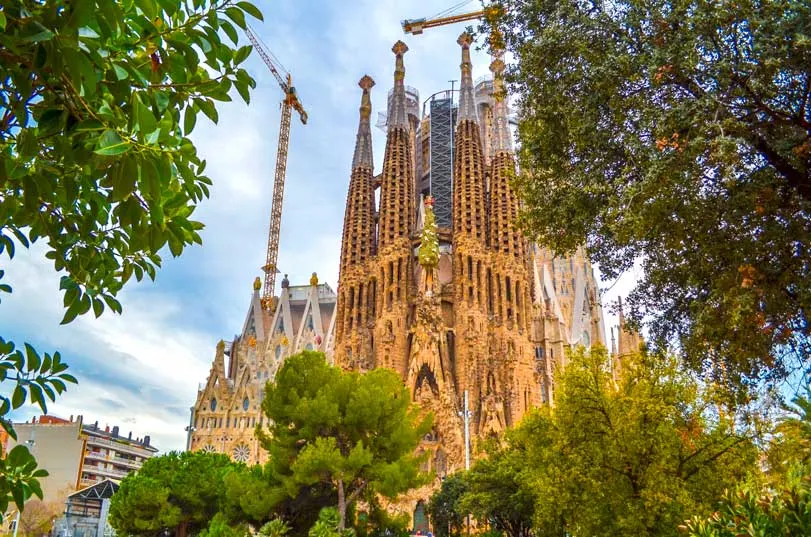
top-left (401, 1), bottom-right (501, 35)
top-left (244, 26), bottom-right (308, 311)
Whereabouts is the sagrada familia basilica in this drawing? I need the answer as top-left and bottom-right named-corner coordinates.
top-left (187, 33), bottom-right (642, 516)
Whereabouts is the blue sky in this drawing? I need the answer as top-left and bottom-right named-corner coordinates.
top-left (2, 0), bottom-right (634, 451)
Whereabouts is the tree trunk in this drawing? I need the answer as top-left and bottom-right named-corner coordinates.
top-left (176, 520), bottom-right (188, 537)
top-left (337, 478), bottom-right (346, 532)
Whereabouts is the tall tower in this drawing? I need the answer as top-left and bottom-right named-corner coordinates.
top-left (335, 75), bottom-right (377, 369)
top-left (483, 53), bottom-right (537, 427)
top-left (333, 36), bottom-right (614, 516)
top-left (450, 32), bottom-right (493, 429)
top-left (370, 41), bottom-right (416, 375)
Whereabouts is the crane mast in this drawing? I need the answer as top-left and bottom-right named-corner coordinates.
top-left (244, 27), bottom-right (307, 311)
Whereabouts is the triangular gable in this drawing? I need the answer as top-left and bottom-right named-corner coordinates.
top-left (241, 288), bottom-right (266, 342)
top-left (295, 285), bottom-right (325, 347)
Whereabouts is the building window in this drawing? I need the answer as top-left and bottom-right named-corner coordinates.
top-left (306, 343), bottom-right (314, 351)
top-left (243, 398), bottom-right (250, 411)
top-left (210, 398), bottom-right (217, 411)
top-left (275, 345), bottom-right (282, 359)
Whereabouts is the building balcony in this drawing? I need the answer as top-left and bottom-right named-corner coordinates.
top-left (85, 436), bottom-right (156, 458)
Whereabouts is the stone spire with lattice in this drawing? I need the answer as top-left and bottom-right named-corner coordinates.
top-left (488, 57), bottom-right (526, 264)
top-left (452, 33), bottom-right (487, 243)
top-left (369, 41), bottom-right (416, 374)
top-left (336, 76), bottom-right (378, 358)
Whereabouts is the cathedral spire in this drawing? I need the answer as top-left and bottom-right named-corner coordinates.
top-left (453, 32), bottom-right (487, 242)
top-left (352, 75), bottom-right (375, 171)
top-left (389, 40), bottom-right (409, 131)
top-left (457, 32), bottom-right (478, 123)
top-left (339, 76), bottom-right (377, 276)
top-left (489, 55), bottom-right (512, 153)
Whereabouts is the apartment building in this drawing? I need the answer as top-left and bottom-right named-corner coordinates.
top-left (5, 415), bottom-right (158, 502)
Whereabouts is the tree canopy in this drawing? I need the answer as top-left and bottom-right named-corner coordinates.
top-left (259, 351), bottom-right (432, 531)
top-left (426, 474), bottom-right (468, 537)
top-left (109, 451), bottom-right (239, 537)
top-left (0, 0), bottom-right (262, 517)
top-left (495, 0), bottom-right (811, 394)
top-left (434, 347), bottom-right (758, 537)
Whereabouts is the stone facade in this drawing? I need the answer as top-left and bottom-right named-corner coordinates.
top-left (333, 36), bottom-right (641, 519)
top-left (187, 35), bottom-right (642, 488)
top-left (188, 276), bottom-right (337, 465)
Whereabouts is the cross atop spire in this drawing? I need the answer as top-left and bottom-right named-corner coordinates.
top-left (352, 75), bottom-right (375, 170)
top-left (457, 32), bottom-right (478, 123)
top-left (389, 41), bottom-right (410, 130)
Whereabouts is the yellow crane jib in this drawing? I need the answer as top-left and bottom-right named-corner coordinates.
top-left (401, 5), bottom-right (502, 36)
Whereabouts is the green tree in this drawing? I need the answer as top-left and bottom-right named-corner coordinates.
top-left (109, 451), bottom-right (238, 537)
top-left (686, 389), bottom-right (811, 536)
top-left (427, 474), bottom-right (468, 537)
top-left (685, 469), bottom-right (811, 537)
top-left (259, 351), bottom-right (432, 532)
top-left (518, 347), bottom-right (756, 537)
top-left (0, 0), bottom-right (262, 517)
top-left (460, 441), bottom-right (536, 537)
top-left (495, 0), bottom-right (811, 394)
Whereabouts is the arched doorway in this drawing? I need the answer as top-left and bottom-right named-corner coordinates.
top-left (413, 500), bottom-right (429, 534)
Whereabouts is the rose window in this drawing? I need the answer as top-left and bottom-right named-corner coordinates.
top-left (232, 443), bottom-right (250, 462)
top-left (201, 444), bottom-right (217, 454)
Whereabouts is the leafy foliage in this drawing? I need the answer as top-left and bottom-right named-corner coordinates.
top-left (685, 468), bottom-right (811, 536)
top-left (439, 348), bottom-right (758, 537)
top-left (258, 518), bottom-right (291, 537)
top-left (259, 351), bottom-right (432, 531)
top-left (427, 474), bottom-right (468, 537)
top-left (109, 451), bottom-right (238, 537)
top-left (496, 0), bottom-right (811, 394)
top-left (460, 440), bottom-right (535, 537)
top-left (0, 337), bottom-right (75, 514)
top-left (198, 513), bottom-right (248, 537)
top-left (0, 0), bottom-right (262, 521)
top-left (16, 499), bottom-right (62, 537)
top-left (1, 0), bottom-right (261, 322)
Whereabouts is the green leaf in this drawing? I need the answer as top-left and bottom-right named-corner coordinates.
top-left (113, 155), bottom-right (138, 202)
top-left (234, 45), bottom-right (252, 65)
top-left (75, 119), bottom-right (104, 132)
top-left (60, 374), bottom-right (78, 385)
top-left (225, 7), bottom-right (247, 29)
top-left (11, 385), bottom-right (26, 410)
top-left (29, 480), bottom-right (44, 500)
top-left (183, 105), bottom-right (197, 135)
top-left (92, 297), bottom-right (104, 318)
top-left (136, 99), bottom-right (158, 135)
top-left (20, 22), bottom-right (54, 43)
top-left (24, 343), bottom-right (41, 373)
top-left (0, 12), bottom-right (6, 31)
top-left (29, 383), bottom-right (46, 413)
top-left (220, 20), bottom-right (239, 45)
top-left (95, 130), bottom-right (131, 156)
top-left (113, 64), bottom-right (129, 80)
top-left (237, 2), bottom-right (264, 21)
top-left (61, 299), bottom-right (82, 325)
top-left (195, 98), bottom-right (218, 124)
